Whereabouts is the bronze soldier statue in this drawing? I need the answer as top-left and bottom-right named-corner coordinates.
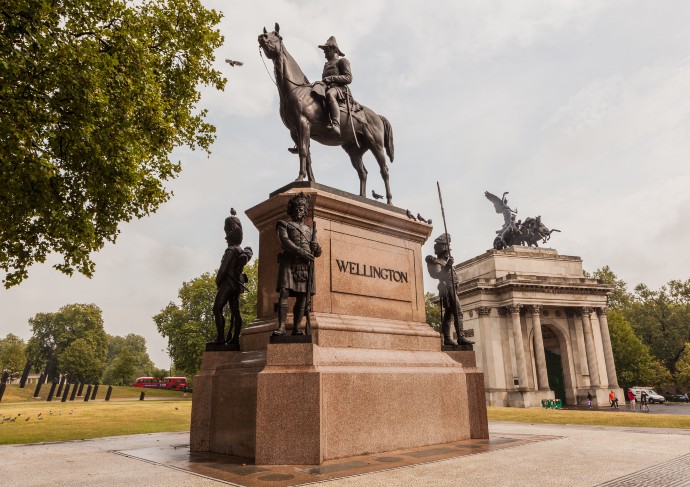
top-left (317, 36), bottom-right (351, 136)
top-left (273, 192), bottom-right (322, 336)
top-left (426, 234), bottom-right (474, 347)
top-left (211, 209), bottom-right (253, 345)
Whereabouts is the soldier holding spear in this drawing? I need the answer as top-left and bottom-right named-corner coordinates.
top-left (425, 183), bottom-right (474, 347)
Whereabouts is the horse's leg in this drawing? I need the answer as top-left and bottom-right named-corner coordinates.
top-left (306, 150), bottom-right (315, 182)
top-left (371, 146), bottom-right (392, 204)
top-left (342, 143), bottom-right (367, 196)
top-left (296, 117), bottom-right (311, 181)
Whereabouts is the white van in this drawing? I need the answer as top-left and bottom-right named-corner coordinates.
top-left (630, 387), bottom-right (665, 404)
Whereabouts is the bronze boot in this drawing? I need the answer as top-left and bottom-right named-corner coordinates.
top-left (272, 302), bottom-right (288, 336)
top-left (327, 98), bottom-right (341, 136)
top-left (291, 304), bottom-right (306, 336)
top-left (442, 319), bottom-right (458, 346)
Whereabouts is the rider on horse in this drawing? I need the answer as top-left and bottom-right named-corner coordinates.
top-left (316, 36), bottom-right (351, 136)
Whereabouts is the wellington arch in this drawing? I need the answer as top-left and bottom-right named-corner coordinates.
top-left (455, 247), bottom-right (624, 408)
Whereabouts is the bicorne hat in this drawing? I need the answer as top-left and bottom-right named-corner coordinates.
top-left (318, 36), bottom-right (345, 56)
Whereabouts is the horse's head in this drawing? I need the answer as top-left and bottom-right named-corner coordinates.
top-left (258, 23), bottom-right (282, 60)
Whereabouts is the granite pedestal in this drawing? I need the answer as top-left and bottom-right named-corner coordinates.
top-left (191, 182), bottom-right (488, 464)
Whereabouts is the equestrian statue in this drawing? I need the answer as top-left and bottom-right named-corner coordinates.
top-left (258, 24), bottom-right (395, 204)
top-left (484, 191), bottom-right (560, 250)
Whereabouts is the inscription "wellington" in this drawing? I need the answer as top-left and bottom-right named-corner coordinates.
top-left (335, 259), bottom-right (408, 283)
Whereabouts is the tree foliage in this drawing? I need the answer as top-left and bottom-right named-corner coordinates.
top-left (58, 337), bottom-right (105, 382)
top-left (592, 265), bottom-right (632, 310)
top-left (424, 292), bottom-right (441, 333)
top-left (0, 333), bottom-right (26, 381)
top-left (625, 279), bottom-right (690, 374)
top-left (101, 333), bottom-right (155, 385)
top-left (0, 0), bottom-right (225, 287)
top-left (675, 343), bottom-right (690, 391)
top-left (607, 310), bottom-right (672, 390)
top-left (25, 303), bottom-right (108, 379)
top-left (155, 261), bottom-right (259, 375)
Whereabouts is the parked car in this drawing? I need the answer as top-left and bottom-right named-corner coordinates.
top-left (630, 387), bottom-right (665, 404)
top-left (664, 392), bottom-right (689, 402)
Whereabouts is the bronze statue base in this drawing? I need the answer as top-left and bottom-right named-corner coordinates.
top-left (205, 342), bottom-right (240, 352)
top-left (269, 334), bottom-right (312, 344)
top-left (442, 344), bottom-right (474, 352)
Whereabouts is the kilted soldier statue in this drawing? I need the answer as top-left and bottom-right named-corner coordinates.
top-left (212, 209), bottom-right (253, 345)
top-left (273, 192), bottom-right (322, 336)
top-left (425, 233), bottom-right (474, 347)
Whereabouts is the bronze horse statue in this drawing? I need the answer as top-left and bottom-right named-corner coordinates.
top-left (258, 24), bottom-right (395, 204)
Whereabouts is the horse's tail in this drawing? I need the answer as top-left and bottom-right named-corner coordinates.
top-left (380, 115), bottom-right (394, 163)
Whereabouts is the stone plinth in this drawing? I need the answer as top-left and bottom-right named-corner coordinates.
top-left (191, 182), bottom-right (489, 464)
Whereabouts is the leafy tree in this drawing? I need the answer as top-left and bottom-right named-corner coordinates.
top-left (607, 310), bottom-right (672, 390)
top-left (151, 367), bottom-right (170, 381)
top-left (674, 343), bottom-right (690, 391)
top-left (155, 272), bottom-right (217, 375)
top-left (592, 266), bottom-right (632, 310)
top-left (240, 259), bottom-right (259, 326)
top-left (0, 333), bottom-right (26, 381)
top-left (103, 346), bottom-right (136, 385)
top-left (424, 292), bottom-right (441, 333)
top-left (0, 0), bottom-right (225, 287)
top-left (625, 279), bottom-right (690, 374)
top-left (101, 333), bottom-right (155, 384)
top-left (25, 303), bottom-right (108, 379)
top-left (155, 263), bottom-right (259, 375)
top-left (59, 337), bottom-right (106, 382)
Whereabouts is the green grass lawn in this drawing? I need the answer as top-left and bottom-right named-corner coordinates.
top-left (0, 400), bottom-right (191, 444)
top-left (1, 384), bottom-right (190, 403)
top-left (488, 406), bottom-right (690, 429)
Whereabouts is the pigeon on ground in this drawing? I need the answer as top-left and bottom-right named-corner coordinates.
top-left (25, 417), bottom-right (29, 421)
top-left (405, 209), bottom-right (417, 221)
top-left (225, 59), bottom-right (244, 67)
top-left (38, 417), bottom-right (43, 420)
top-left (37, 412), bottom-right (41, 417)
top-left (372, 190), bottom-right (384, 200)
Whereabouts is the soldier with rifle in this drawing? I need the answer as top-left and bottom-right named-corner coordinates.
top-left (273, 192), bottom-right (322, 336)
top-left (211, 209), bottom-right (253, 345)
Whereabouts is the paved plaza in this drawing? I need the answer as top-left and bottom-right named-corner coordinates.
top-left (2, 420), bottom-right (689, 487)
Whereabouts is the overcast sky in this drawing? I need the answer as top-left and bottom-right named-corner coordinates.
top-left (2, 0), bottom-right (689, 369)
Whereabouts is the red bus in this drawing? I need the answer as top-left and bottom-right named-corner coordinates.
top-left (132, 376), bottom-right (189, 390)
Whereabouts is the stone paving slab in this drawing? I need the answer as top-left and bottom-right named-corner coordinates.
top-left (114, 434), bottom-right (556, 486)
top-left (0, 422), bottom-right (689, 487)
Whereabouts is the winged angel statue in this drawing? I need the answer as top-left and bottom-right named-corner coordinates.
top-left (484, 191), bottom-right (560, 249)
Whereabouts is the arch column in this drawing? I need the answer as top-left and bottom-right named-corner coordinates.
top-left (596, 308), bottom-right (619, 388)
top-left (531, 305), bottom-right (550, 390)
top-left (578, 307), bottom-right (601, 388)
top-left (508, 304), bottom-right (529, 391)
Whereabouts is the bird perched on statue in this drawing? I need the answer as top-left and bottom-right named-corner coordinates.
top-left (405, 209), bottom-right (417, 221)
top-left (225, 59), bottom-right (244, 67)
top-left (372, 190), bottom-right (384, 200)
top-left (417, 213), bottom-right (432, 224)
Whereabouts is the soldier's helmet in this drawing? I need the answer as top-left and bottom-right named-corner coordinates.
top-left (287, 192), bottom-right (310, 217)
top-left (224, 208), bottom-right (243, 244)
top-left (433, 233), bottom-right (451, 254)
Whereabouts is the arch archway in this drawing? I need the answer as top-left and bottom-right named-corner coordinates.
top-left (530, 322), bottom-right (575, 404)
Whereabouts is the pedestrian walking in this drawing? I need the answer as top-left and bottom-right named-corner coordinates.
top-left (626, 389), bottom-right (636, 412)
